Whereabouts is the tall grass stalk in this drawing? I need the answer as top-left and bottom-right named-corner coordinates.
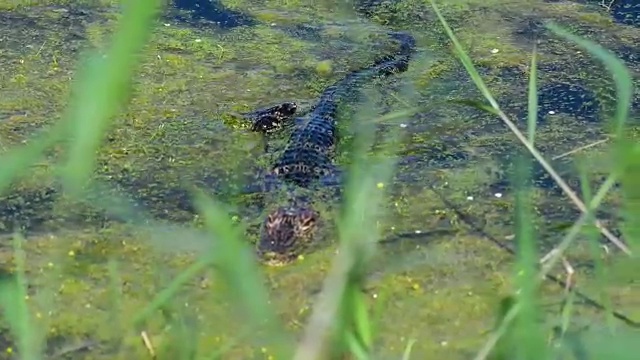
top-left (192, 191), bottom-right (292, 357)
top-left (0, 235), bottom-right (41, 360)
top-left (429, 0), bottom-right (637, 358)
top-left (577, 163), bottom-right (616, 330)
top-left (428, 0), bottom-right (628, 255)
top-left (512, 155), bottom-right (546, 360)
top-left (293, 93), bottom-right (408, 359)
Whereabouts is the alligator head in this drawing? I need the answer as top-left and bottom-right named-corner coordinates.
top-left (257, 205), bottom-right (319, 266)
top-left (246, 102), bottom-right (298, 134)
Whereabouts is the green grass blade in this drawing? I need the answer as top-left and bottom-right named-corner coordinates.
top-left (353, 290), bottom-right (372, 351)
top-left (546, 22), bottom-right (636, 253)
top-left (545, 23), bottom-right (633, 138)
top-left (0, 235), bottom-right (42, 360)
top-left (429, 0), bottom-right (500, 111)
top-left (401, 339), bottom-right (416, 360)
top-left (192, 192), bottom-right (291, 357)
top-left (0, 124), bottom-right (65, 194)
top-left (431, 0), bottom-right (630, 256)
top-left (344, 288), bottom-right (373, 360)
top-left (527, 46), bottom-right (538, 145)
top-left (346, 331), bottom-right (370, 360)
top-left (132, 253), bottom-right (214, 327)
top-left (61, 0), bottom-right (162, 192)
top-left (446, 99), bottom-right (500, 116)
top-left (559, 291), bottom-right (576, 336)
top-left (619, 142), bottom-right (640, 252)
top-left (512, 155), bottom-right (545, 360)
top-left (294, 96), bottom-right (405, 359)
top-left (577, 161), bottom-right (615, 330)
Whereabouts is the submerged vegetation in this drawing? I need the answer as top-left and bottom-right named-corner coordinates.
top-left (0, 0), bottom-right (638, 359)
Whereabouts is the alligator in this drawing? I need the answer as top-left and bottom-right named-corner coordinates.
top-left (239, 31), bottom-right (416, 266)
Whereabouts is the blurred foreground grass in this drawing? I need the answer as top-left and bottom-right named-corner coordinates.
top-left (0, 0), bottom-right (638, 359)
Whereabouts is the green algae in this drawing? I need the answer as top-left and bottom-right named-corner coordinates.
top-left (0, 0), bottom-right (638, 359)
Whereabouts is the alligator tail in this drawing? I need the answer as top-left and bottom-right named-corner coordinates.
top-left (321, 31), bottom-right (416, 106)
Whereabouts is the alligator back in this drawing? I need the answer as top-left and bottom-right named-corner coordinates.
top-left (271, 31), bottom-right (416, 188)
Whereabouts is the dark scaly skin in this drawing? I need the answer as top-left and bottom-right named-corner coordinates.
top-left (241, 102), bottom-right (298, 134)
top-left (243, 32), bottom-right (416, 266)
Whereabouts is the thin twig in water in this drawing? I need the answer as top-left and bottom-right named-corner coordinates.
top-left (599, 0), bottom-right (616, 12)
top-left (561, 256), bottom-right (576, 293)
top-left (552, 138), bottom-right (609, 160)
top-left (494, 108), bottom-right (629, 254)
top-left (141, 331), bottom-right (156, 359)
top-left (541, 249), bottom-right (576, 293)
top-left (432, 187), bottom-right (640, 329)
top-left (34, 41), bottom-right (46, 57)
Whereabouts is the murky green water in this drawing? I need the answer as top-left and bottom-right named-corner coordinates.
top-left (0, 0), bottom-right (639, 358)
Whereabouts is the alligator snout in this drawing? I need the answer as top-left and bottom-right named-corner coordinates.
top-left (257, 206), bottom-right (318, 265)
